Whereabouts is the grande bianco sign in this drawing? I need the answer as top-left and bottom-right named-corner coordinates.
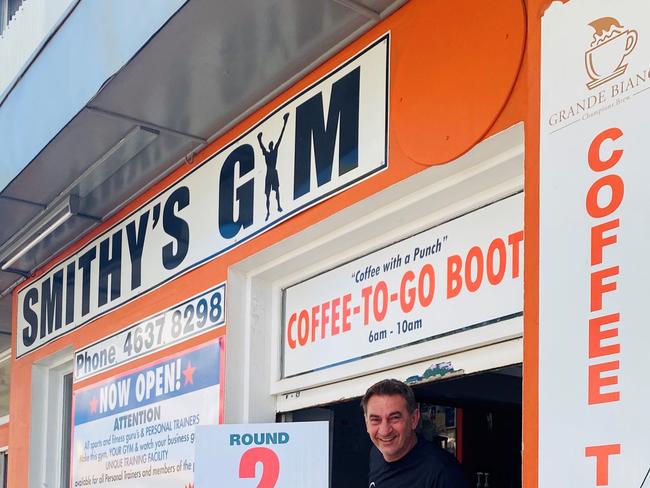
top-left (540, 1), bottom-right (650, 486)
top-left (16, 35), bottom-right (389, 357)
top-left (283, 194), bottom-right (523, 377)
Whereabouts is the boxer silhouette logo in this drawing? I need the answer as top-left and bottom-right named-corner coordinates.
top-left (257, 113), bottom-right (289, 221)
top-left (585, 17), bottom-right (638, 90)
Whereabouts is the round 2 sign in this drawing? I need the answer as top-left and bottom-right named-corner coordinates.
top-left (194, 422), bottom-right (328, 488)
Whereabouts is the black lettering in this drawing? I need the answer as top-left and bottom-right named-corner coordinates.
top-left (293, 67), bottom-right (360, 199)
top-left (40, 270), bottom-right (64, 338)
top-left (22, 288), bottom-right (39, 347)
top-left (65, 262), bottom-right (75, 325)
top-left (98, 231), bottom-right (122, 307)
top-left (126, 211), bottom-right (149, 290)
top-left (162, 186), bottom-right (190, 270)
top-left (78, 248), bottom-right (97, 316)
top-left (218, 144), bottom-right (255, 238)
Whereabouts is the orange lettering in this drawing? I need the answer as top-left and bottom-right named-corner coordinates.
top-left (447, 255), bottom-right (462, 298)
top-left (361, 286), bottom-right (372, 325)
top-left (331, 297), bottom-right (341, 336)
top-left (311, 305), bottom-right (320, 342)
top-left (321, 301), bottom-right (330, 339)
top-left (590, 220), bottom-right (619, 266)
top-left (400, 270), bottom-right (416, 313)
top-left (590, 266), bottom-right (619, 312)
top-left (585, 444), bottom-right (620, 486)
top-left (373, 281), bottom-right (388, 322)
top-left (588, 361), bottom-right (620, 404)
top-left (297, 310), bottom-right (309, 346)
top-left (508, 230), bottom-right (524, 278)
top-left (588, 128), bottom-right (623, 171)
top-left (586, 175), bottom-right (624, 219)
top-left (465, 246), bottom-right (483, 293)
top-left (287, 313), bottom-right (297, 349)
top-left (589, 314), bottom-right (620, 359)
top-left (487, 238), bottom-right (506, 285)
top-left (342, 294), bottom-right (352, 332)
top-left (418, 264), bottom-right (435, 307)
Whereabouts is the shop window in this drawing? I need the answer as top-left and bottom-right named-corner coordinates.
top-left (0, 350), bottom-right (10, 418)
top-left (60, 372), bottom-right (73, 488)
top-left (0, 450), bottom-right (7, 488)
top-left (29, 349), bottom-right (73, 488)
top-left (0, 350), bottom-right (8, 488)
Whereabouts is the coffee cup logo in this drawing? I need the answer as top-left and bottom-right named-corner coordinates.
top-left (585, 17), bottom-right (638, 90)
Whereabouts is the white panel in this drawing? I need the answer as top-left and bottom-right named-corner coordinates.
top-left (276, 338), bottom-right (523, 412)
top-left (282, 194), bottom-right (522, 377)
top-left (540, 1), bottom-right (650, 486)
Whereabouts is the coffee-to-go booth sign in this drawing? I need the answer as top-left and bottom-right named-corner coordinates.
top-left (16, 35), bottom-right (390, 357)
top-left (283, 194), bottom-right (523, 377)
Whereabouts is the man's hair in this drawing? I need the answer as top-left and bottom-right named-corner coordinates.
top-left (361, 378), bottom-right (417, 414)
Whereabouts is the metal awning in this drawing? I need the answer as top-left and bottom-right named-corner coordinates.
top-left (0, 0), bottom-right (407, 349)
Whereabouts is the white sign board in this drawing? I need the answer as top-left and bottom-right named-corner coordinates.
top-left (71, 341), bottom-right (223, 488)
top-left (74, 283), bottom-right (225, 380)
top-left (16, 34), bottom-right (389, 357)
top-left (283, 194), bottom-right (523, 377)
top-left (540, 1), bottom-right (650, 486)
top-left (195, 422), bottom-right (329, 488)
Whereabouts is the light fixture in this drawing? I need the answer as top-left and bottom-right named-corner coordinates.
top-left (0, 126), bottom-right (159, 273)
top-left (0, 195), bottom-right (79, 271)
top-left (75, 125), bottom-right (159, 198)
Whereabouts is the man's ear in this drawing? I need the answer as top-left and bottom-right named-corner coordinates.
top-left (410, 407), bottom-right (420, 429)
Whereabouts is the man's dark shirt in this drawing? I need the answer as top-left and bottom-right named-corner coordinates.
top-left (368, 437), bottom-right (468, 488)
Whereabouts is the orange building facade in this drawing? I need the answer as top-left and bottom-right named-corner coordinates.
top-left (5, 0), bottom-right (632, 486)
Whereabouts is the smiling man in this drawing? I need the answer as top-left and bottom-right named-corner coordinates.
top-left (362, 379), bottom-right (468, 488)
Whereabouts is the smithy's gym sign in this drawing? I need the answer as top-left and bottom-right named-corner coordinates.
top-left (16, 35), bottom-right (389, 357)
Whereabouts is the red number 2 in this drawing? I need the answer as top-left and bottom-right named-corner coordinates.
top-left (238, 447), bottom-right (280, 488)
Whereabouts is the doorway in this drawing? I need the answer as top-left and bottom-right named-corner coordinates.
top-left (283, 365), bottom-right (522, 488)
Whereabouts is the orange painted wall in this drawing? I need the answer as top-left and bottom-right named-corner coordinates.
top-left (523, 2), bottom-right (544, 488)
top-left (6, 0), bottom-right (543, 486)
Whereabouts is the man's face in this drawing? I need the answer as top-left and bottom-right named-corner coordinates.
top-left (365, 394), bottom-right (420, 462)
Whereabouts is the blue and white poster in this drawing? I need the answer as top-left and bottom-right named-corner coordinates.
top-left (71, 340), bottom-right (223, 488)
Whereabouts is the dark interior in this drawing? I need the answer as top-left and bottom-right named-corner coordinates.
top-left (284, 365), bottom-right (522, 488)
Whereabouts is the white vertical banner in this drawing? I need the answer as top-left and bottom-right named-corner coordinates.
top-left (540, 1), bottom-right (650, 487)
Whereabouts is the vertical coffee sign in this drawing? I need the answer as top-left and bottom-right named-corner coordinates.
top-left (540, 1), bottom-right (650, 486)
